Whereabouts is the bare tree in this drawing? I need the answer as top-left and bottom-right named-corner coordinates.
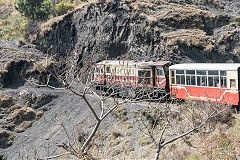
top-left (136, 99), bottom-right (232, 160)
top-left (24, 54), bottom-right (233, 159)
top-left (25, 54), bottom-right (162, 158)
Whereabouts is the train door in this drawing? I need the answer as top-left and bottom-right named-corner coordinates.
top-left (152, 66), bottom-right (156, 87)
top-left (155, 68), bottom-right (166, 89)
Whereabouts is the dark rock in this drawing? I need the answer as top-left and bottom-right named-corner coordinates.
top-left (0, 154), bottom-right (4, 160)
top-left (0, 130), bottom-right (15, 149)
top-left (0, 42), bottom-right (60, 89)
top-left (31, 0), bottom-right (239, 65)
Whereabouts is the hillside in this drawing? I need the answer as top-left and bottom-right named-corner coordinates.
top-left (31, 0), bottom-right (240, 64)
top-left (0, 86), bottom-right (240, 160)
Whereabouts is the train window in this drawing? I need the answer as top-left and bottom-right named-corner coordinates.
top-left (214, 77), bottom-right (220, 87)
top-left (186, 70), bottom-right (195, 75)
top-left (176, 70), bottom-right (185, 85)
top-left (176, 70), bottom-right (184, 74)
top-left (127, 69), bottom-right (129, 75)
top-left (176, 75), bottom-right (185, 85)
top-left (220, 77), bottom-right (227, 88)
top-left (230, 79), bottom-right (236, 88)
top-left (138, 70), bottom-right (150, 77)
top-left (101, 68), bottom-right (104, 73)
top-left (197, 76), bottom-right (207, 86)
top-left (157, 69), bottom-right (163, 76)
top-left (171, 70), bottom-right (175, 84)
top-left (95, 67), bottom-right (100, 73)
top-left (197, 70), bottom-right (206, 75)
top-left (106, 66), bottom-right (110, 73)
top-left (138, 70), bottom-right (151, 84)
top-left (208, 71), bottom-right (219, 75)
top-left (186, 76), bottom-right (195, 85)
top-left (220, 71), bottom-right (226, 76)
top-left (220, 71), bottom-right (227, 88)
top-left (117, 68), bottom-right (120, 74)
top-left (208, 77), bottom-right (213, 87)
top-left (186, 70), bottom-right (195, 85)
top-left (208, 76), bottom-right (219, 87)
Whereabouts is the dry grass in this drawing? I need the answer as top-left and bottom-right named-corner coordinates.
top-left (10, 107), bottom-right (36, 125)
top-left (196, 115), bottom-right (240, 159)
top-left (39, 0), bottom-right (96, 36)
top-left (0, 130), bottom-right (15, 148)
top-left (0, 94), bottom-right (16, 108)
top-left (14, 121), bottom-right (33, 133)
top-left (161, 29), bottom-right (215, 51)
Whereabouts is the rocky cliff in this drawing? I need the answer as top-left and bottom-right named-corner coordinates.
top-left (31, 0), bottom-right (240, 64)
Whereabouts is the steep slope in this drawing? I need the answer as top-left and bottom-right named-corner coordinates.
top-left (1, 87), bottom-right (239, 160)
top-left (31, 0), bottom-right (240, 64)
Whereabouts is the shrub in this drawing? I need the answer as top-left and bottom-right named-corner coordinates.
top-left (235, 17), bottom-right (240, 25)
top-left (0, 14), bottom-right (28, 41)
top-left (111, 131), bottom-right (121, 140)
top-left (55, 2), bottom-right (75, 16)
top-left (219, 4), bottom-right (225, 9)
top-left (14, 0), bottom-right (52, 20)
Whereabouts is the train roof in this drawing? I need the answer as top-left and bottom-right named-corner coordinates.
top-left (97, 60), bottom-right (170, 67)
top-left (169, 63), bottom-right (240, 71)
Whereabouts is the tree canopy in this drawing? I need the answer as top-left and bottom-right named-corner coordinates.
top-left (14, 0), bottom-right (52, 20)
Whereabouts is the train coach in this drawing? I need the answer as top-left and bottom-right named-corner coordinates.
top-left (94, 60), bottom-right (240, 105)
top-left (94, 60), bottom-right (170, 96)
top-left (169, 63), bottom-right (240, 105)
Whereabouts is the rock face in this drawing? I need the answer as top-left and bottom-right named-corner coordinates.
top-left (0, 42), bottom-right (59, 88)
top-left (32, 0), bottom-right (240, 64)
top-left (189, 0), bottom-right (240, 17)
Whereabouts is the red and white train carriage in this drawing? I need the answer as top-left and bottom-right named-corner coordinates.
top-left (169, 63), bottom-right (240, 105)
top-left (94, 60), bottom-right (170, 95)
top-left (94, 60), bottom-right (240, 105)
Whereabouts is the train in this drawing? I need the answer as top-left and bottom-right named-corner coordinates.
top-left (94, 60), bottom-right (240, 105)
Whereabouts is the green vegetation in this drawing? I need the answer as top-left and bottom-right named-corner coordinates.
top-left (186, 155), bottom-right (201, 160)
top-left (0, 14), bottom-right (28, 41)
top-left (55, 1), bottom-right (75, 16)
top-left (235, 17), bottom-right (240, 25)
top-left (0, 0), bottom-right (92, 41)
top-left (14, 0), bottom-right (52, 20)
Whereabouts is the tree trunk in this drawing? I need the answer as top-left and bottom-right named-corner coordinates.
top-left (52, 0), bottom-right (56, 16)
top-left (155, 146), bottom-right (161, 160)
top-left (81, 120), bottom-right (101, 152)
